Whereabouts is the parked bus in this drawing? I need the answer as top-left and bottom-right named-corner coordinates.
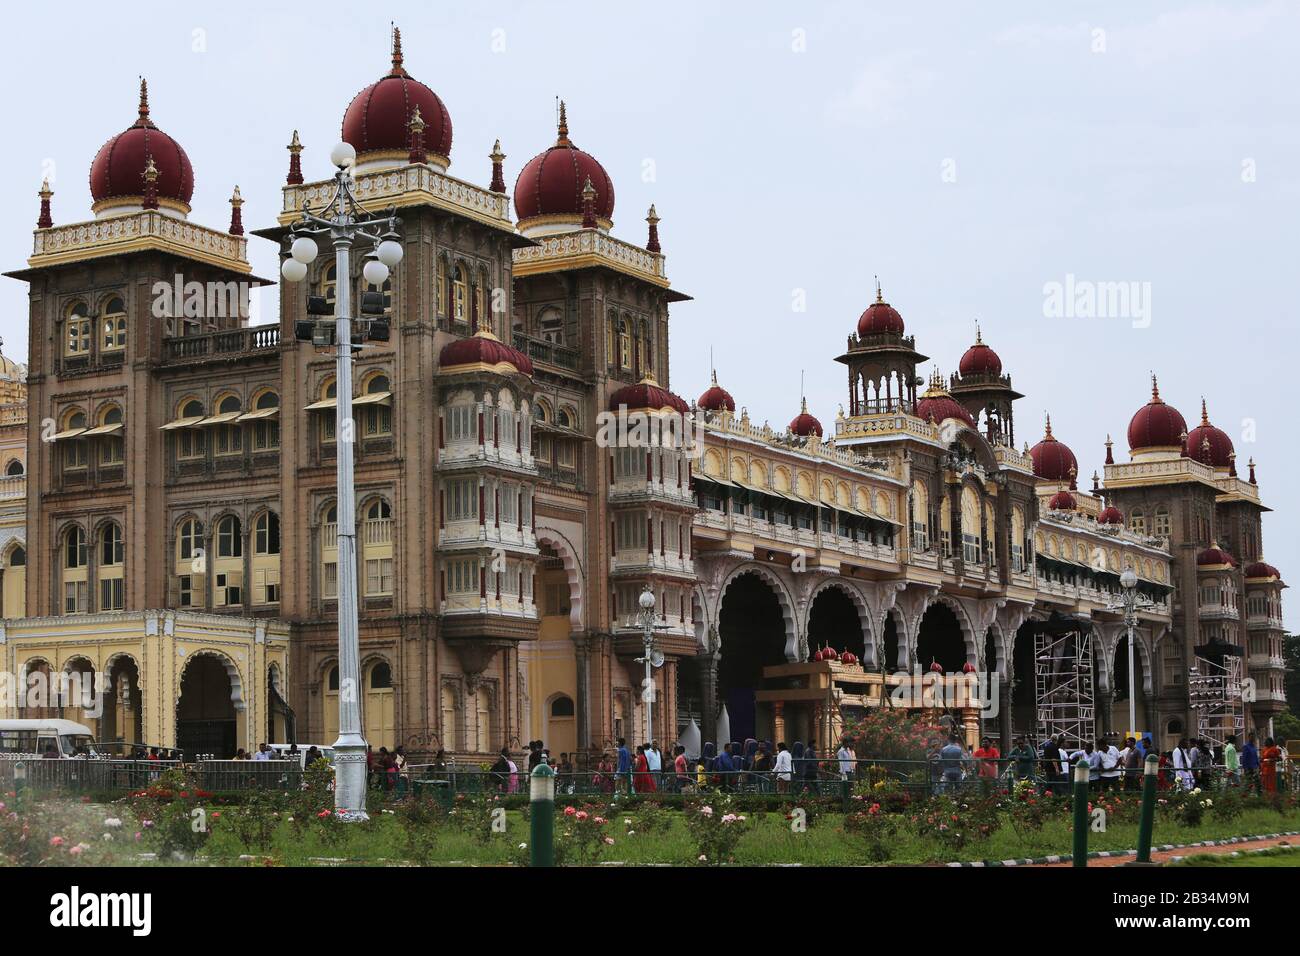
top-left (0, 719), bottom-right (99, 758)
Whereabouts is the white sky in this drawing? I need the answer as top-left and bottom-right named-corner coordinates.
top-left (3, 1), bottom-right (1297, 630)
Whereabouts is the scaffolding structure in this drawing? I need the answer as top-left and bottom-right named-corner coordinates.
top-left (1189, 655), bottom-right (1245, 749)
top-left (1034, 628), bottom-right (1095, 748)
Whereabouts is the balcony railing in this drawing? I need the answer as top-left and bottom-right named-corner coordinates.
top-left (512, 333), bottom-right (581, 371)
top-left (164, 325), bottom-right (280, 362)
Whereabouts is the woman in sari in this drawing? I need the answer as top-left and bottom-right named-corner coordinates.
top-left (1261, 737), bottom-right (1282, 794)
top-left (633, 744), bottom-right (656, 793)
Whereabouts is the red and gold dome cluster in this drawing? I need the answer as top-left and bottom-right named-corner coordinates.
top-left (1029, 415), bottom-right (1078, 482)
top-left (957, 325), bottom-right (1002, 377)
top-left (856, 285), bottom-right (905, 337)
top-left (696, 370), bottom-right (736, 413)
top-left (1126, 375), bottom-right (1188, 457)
top-left (609, 376), bottom-right (689, 415)
top-left (915, 370), bottom-right (975, 428)
top-left (439, 328), bottom-right (533, 377)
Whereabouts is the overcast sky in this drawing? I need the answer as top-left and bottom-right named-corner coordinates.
top-left (3, 1), bottom-right (1296, 629)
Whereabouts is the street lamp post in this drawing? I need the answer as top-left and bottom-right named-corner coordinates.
top-left (280, 141), bottom-right (404, 821)
top-left (635, 585), bottom-right (662, 746)
top-left (1114, 566), bottom-right (1149, 739)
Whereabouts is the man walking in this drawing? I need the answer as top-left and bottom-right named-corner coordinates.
top-left (773, 741), bottom-right (793, 793)
top-left (616, 737), bottom-right (633, 793)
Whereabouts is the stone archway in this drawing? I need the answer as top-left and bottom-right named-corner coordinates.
top-left (532, 530), bottom-right (584, 753)
top-left (717, 566), bottom-right (798, 743)
top-left (916, 600), bottom-right (972, 673)
top-left (176, 651), bottom-right (243, 758)
top-left (807, 581), bottom-right (874, 664)
top-left (101, 653), bottom-right (143, 748)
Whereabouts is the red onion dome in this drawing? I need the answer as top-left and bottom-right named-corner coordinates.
top-left (788, 397), bottom-right (823, 437)
top-left (961, 661), bottom-right (977, 674)
top-left (812, 648), bottom-right (825, 662)
top-left (823, 645), bottom-right (839, 660)
top-left (514, 101), bottom-right (614, 233)
top-left (1196, 543), bottom-right (1236, 570)
top-left (90, 80), bottom-right (194, 215)
top-left (928, 659), bottom-right (944, 674)
top-left (1048, 490), bottom-right (1077, 511)
top-left (1127, 375), bottom-right (1187, 453)
top-left (609, 374), bottom-right (689, 415)
top-left (915, 370), bottom-right (976, 428)
top-left (1097, 503), bottom-right (1124, 525)
top-left (1029, 415), bottom-right (1078, 481)
top-left (958, 325), bottom-right (1002, 377)
top-left (342, 29), bottom-right (453, 168)
top-left (856, 283), bottom-right (905, 336)
top-left (1185, 398), bottom-right (1234, 469)
top-left (439, 328), bottom-right (533, 376)
top-left (697, 370), bottom-right (735, 412)
top-left (1244, 561), bottom-right (1283, 583)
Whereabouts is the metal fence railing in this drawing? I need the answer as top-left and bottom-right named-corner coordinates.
top-left (0, 757), bottom-right (303, 793)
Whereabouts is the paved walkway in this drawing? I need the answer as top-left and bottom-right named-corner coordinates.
top-left (1036, 835), bottom-right (1296, 867)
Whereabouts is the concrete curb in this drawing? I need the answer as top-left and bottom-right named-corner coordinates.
top-left (943, 830), bottom-right (1300, 867)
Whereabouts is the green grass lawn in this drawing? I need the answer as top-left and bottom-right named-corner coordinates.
top-left (190, 804), bottom-right (1300, 867)
top-left (1171, 846), bottom-right (1300, 867)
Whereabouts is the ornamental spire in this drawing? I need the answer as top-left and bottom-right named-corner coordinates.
top-left (646, 204), bottom-right (661, 253)
top-left (1104, 434), bottom-right (1114, 465)
top-left (1043, 412), bottom-right (1053, 440)
top-left (1200, 397), bottom-right (1210, 426)
top-left (974, 320), bottom-right (982, 345)
top-left (1228, 451), bottom-right (1238, 478)
top-left (557, 99), bottom-right (570, 145)
top-left (137, 77), bottom-right (150, 124)
top-left (580, 176), bottom-right (597, 228)
top-left (489, 139), bottom-right (506, 193)
top-left (1248, 457), bottom-right (1256, 484)
top-left (874, 275), bottom-right (883, 302)
top-left (286, 130), bottom-right (304, 185)
top-left (37, 178), bottom-right (53, 229)
top-left (1150, 372), bottom-right (1163, 403)
top-left (407, 104), bottom-right (427, 164)
top-left (141, 154), bottom-right (159, 209)
top-left (391, 25), bottom-right (406, 75)
top-left (228, 186), bottom-right (244, 236)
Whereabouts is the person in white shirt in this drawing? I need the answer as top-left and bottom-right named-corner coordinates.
top-left (1099, 740), bottom-right (1122, 791)
top-left (836, 741), bottom-right (855, 781)
top-left (1172, 739), bottom-right (1195, 790)
top-left (773, 741), bottom-right (793, 793)
top-left (253, 742), bottom-right (272, 761)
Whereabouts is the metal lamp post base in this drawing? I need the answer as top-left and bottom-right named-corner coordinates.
top-left (333, 735), bottom-right (370, 822)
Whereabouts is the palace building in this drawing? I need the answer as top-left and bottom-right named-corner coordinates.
top-left (0, 30), bottom-right (1287, 759)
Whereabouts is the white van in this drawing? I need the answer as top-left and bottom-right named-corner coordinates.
top-left (0, 719), bottom-right (99, 758)
top-left (268, 743), bottom-right (336, 768)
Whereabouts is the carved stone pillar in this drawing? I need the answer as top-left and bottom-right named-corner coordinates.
top-left (998, 678), bottom-right (1011, 754)
top-left (700, 638), bottom-right (720, 745)
top-left (573, 632), bottom-right (591, 752)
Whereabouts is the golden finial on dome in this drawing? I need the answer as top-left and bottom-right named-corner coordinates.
top-left (557, 99), bottom-right (570, 145)
top-left (974, 320), bottom-right (982, 345)
top-left (1044, 412), bottom-right (1053, 439)
top-left (138, 76), bottom-right (150, 121)
top-left (1150, 372), bottom-right (1162, 402)
top-left (391, 25), bottom-right (405, 74)
top-left (874, 275), bottom-right (883, 302)
top-left (1200, 397), bottom-right (1210, 426)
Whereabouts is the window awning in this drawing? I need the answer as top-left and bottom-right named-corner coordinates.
top-left (697, 474), bottom-right (736, 487)
top-left (160, 416), bottom-right (205, 431)
top-left (48, 427), bottom-right (87, 442)
top-left (352, 391), bottom-right (392, 407)
top-left (197, 411), bottom-right (243, 426)
top-left (304, 397), bottom-right (338, 411)
top-left (81, 422), bottom-right (124, 437)
top-left (236, 407), bottom-right (280, 422)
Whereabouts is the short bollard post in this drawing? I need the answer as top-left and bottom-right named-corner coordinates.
top-left (1071, 760), bottom-right (1091, 868)
top-left (1134, 753), bottom-right (1160, 864)
top-left (12, 760), bottom-right (26, 795)
top-left (529, 760), bottom-right (556, 868)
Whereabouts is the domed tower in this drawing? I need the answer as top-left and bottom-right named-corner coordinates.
top-left (696, 370), bottom-right (735, 415)
top-left (1186, 398), bottom-right (1234, 474)
top-left (89, 79), bottom-right (194, 219)
top-left (834, 280), bottom-right (928, 418)
top-left (949, 324), bottom-right (1022, 447)
top-left (514, 101), bottom-right (615, 238)
top-left (1127, 375), bottom-right (1188, 462)
top-left (341, 27), bottom-right (453, 173)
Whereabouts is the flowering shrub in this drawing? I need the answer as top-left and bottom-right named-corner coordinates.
top-left (683, 795), bottom-right (750, 866)
top-left (852, 777), bottom-right (914, 814)
top-left (394, 794), bottom-right (447, 865)
top-left (1162, 787), bottom-right (1213, 827)
top-left (908, 795), bottom-right (1001, 852)
top-left (213, 787), bottom-right (286, 852)
top-left (1000, 779), bottom-right (1055, 839)
top-left (0, 795), bottom-right (132, 866)
top-left (446, 793), bottom-right (503, 846)
top-left (552, 804), bottom-right (613, 866)
top-left (128, 769), bottom-right (211, 860)
top-left (842, 801), bottom-right (896, 861)
top-left (625, 798), bottom-right (673, 837)
top-left (843, 710), bottom-right (945, 762)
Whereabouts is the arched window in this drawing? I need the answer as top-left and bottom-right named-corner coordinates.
top-left (178, 518), bottom-right (203, 561)
top-left (616, 316), bottom-right (631, 370)
top-left (539, 307), bottom-right (564, 345)
top-left (1153, 507), bottom-right (1170, 538)
top-left (363, 660), bottom-right (395, 749)
top-left (251, 390), bottom-right (280, 450)
top-left (474, 686), bottom-right (494, 753)
top-left (101, 296), bottom-right (127, 352)
top-left (4, 459), bottom-right (23, 476)
top-left (321, 264), bottom-right (338, 307)
top-left (8, 546), bottom-right (25, 567)
top-left (176, 399), bottom-right (206, 460)
top-left (317, 379), bottom-right (338, 443)
top-left (255, 512), bottom-right (280, 555)
top-left (550, 695), bottom-right (575, 718)
top-left (217, 515), bottom-right (243, 558)
top-left (360, 373), bottom-right (392, 437)
top-left (64, 302), bottom-right (90, 357)
top-left (96, 406), bottom-right (125, 465)
top-left (440, 684), bottom-right (459, 750)
top-left (323, 666), bottom-right (340, 743)
top-left (98, 522), bottom-right (125, 611)
top-left (62, 526), bottom-right (88, 614)
top-left (61, 410), bottom-right (88, 471)
top-left (321, 504), bottom-right (339, 600)
top-left (214, 394), bottom-right (243, 456)
top-left (639, 318), bottom-right (653, 376)
top-left (1130, 509), bottom-right (1146, 535)
top-left (364, 499), bottom-right (394, 597)
top-left (175, 518), bottom-right (204, 608)
top-left (453, 265), bottom-right (468, 325)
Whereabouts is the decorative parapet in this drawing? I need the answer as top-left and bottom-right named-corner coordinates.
top-left (1213, 474), bottom-right (1262, 504)
top-left (0, 475), bottom-right (25, 501)
top-left (994, 443), bottom-right (1034, 474)
top-left (512, 229), bottom-right (668, 287)
top-left (703, 412), bottom-right (903, 481)
top-left (1104, 456), bottom-right (1218, 489)
top-left (834, 412), bottom-right (941, 446)
top-left (280, 164), bottom-right (512, 232)
top-left (30, 212), bottom-right (251, 273)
